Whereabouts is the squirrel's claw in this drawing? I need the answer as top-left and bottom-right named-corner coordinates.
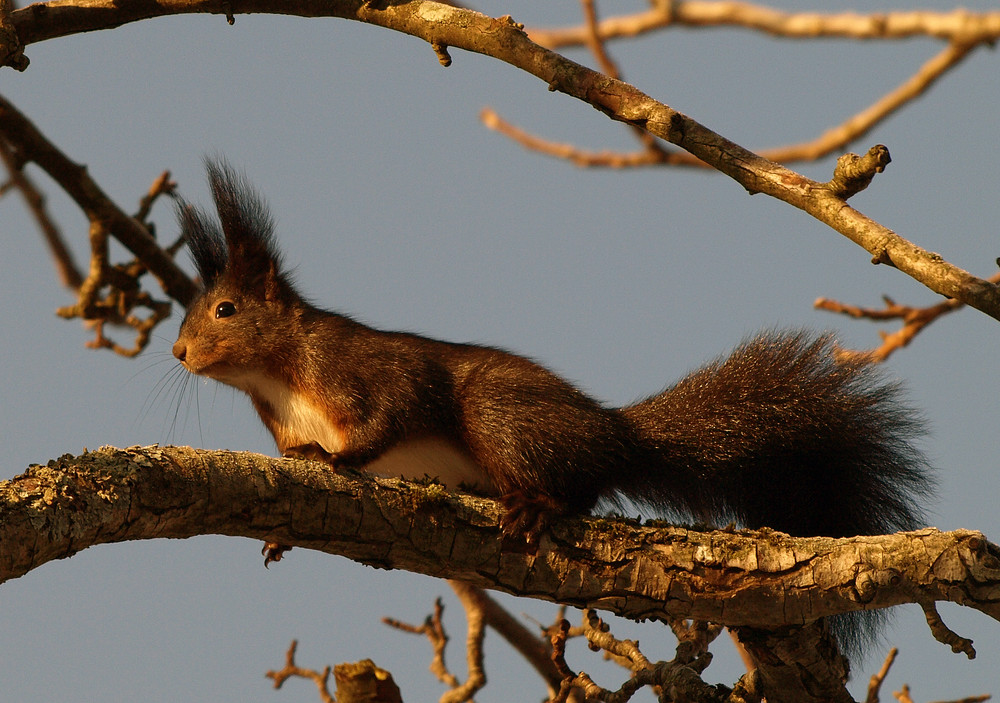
top-left (262, 541), bottom-right (291, 567)
top-left (500, 491), bottom-right (565, 543)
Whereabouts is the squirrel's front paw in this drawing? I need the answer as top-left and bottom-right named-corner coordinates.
top-left (283, 442), bottom-right (337, 465)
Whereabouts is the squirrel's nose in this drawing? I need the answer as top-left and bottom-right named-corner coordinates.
top-left (172, 341), bottom-right (187, 362)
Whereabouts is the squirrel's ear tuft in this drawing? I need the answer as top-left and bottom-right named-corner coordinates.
top-left (178, 159), bottom-right (297, 299)
top-left (177, 201), bottom-right (227, 289)
top-left (204, 159), bottom-right (283, 275)
top-left (197, 158), bottom-right (294, 298)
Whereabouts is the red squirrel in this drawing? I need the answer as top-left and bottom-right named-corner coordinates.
top-left (172, 162), bottom-right (931, 650)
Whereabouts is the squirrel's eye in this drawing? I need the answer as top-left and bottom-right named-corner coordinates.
top-left (214, 301), bottom-right (237, 319)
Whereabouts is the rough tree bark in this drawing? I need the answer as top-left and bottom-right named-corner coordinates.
top-left (2, 445), bottom-right (998, 701)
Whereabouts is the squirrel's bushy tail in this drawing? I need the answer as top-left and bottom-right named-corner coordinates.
top-left (620, 331), bottom-right (933, 653)
top-left (621, 331), bottom-right (931, 538)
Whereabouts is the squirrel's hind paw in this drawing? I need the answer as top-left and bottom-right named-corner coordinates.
top-left (500, 491), bottom-right (567, 543)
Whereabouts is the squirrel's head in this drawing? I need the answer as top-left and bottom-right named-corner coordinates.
top-left (172, 161), bottom-right (302, 388)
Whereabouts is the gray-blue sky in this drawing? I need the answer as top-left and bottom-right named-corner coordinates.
top-left (2, 1), bottom-right (998, 700)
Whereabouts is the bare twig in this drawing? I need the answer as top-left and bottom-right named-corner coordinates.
top-left (548, 609), bottom-right (726, 703)
top-left (762, 41), bottom-right (980, 164)
top-left (866, 647), bottom-right (898, 703)
top-left (481, 107), bottom-right (682, 168)
top-left (445, 582), bottom-right (487, 703)
top-left (133, 170), bottom-right (176, 225)
top-left (918, 600), bottom-right (976, 659)
top-left (579, 0), bottom-right (618, 79)
top-left (0, 94), bottom-right (190, 355)
top-left (384, 588), bottom-right (486, 703)
top-left (578, 0), bottom-right (670, 160)
top-left (815, 295), bottom-right (963, 362)
top-left (50, 207), bottom-right (174, 357)
top-left (462, 586), bottom-right (561, 694)
top-left (266, 641), bottom-right (404, 703)
top-left (383, 598), bottom-right (461, 690)
top-left (815, 267), bottom-right (1000, 360)
top-left (894, 684), bottom-right (991, 703)
top-left (265, 640), bottom-right (335, 703)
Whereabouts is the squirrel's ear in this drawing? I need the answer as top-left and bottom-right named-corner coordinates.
top-left (264, 260), bottom-right (283, 303)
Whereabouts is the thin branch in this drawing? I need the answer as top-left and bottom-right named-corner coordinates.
top-left (527, 4), bottom-right (1000, 48)
top-left (815, 267), bottom-right (1000, 361)
top-left (444, 582), bottom-right (487, 703)
top-left (481, 0), bottom-right (672, 168)
top-left (383, 598), bottom-right (462, 691)
top-left (473, 588), bottom-right (561, 694)
top-left (762, 41), bottom-right (980, 164)
top-left (890, 673), bottom-right (991, 702)
top-left (866, 647), bottom-right (898, 703)
top-left (0, 136), bottom-right (83, 289)
top-left (549, 609), bottom-right (734, 703)
top-left (384, 584), bottom-right (549, 701)
top-left (918, 599), bottom-right (976, 658)
top-left (481, 107), bottom-right (683, 168)
top-left (579, 0), bottom-right (618, 80)
top-left (267, 644), bottom-right (403, 703)
top-left (520, 7), bottom-right (986, 168)
top-left (815, 295), bottom-right (963, 362)
top-left (0, 94), bottom-right (189, 354)
top-left (133, 169), bottom-right (176, 225)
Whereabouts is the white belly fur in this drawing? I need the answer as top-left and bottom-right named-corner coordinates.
top-left (251, 376), bottom-right (493, 492)
top-left (366, 436), bottom-right (495, 493)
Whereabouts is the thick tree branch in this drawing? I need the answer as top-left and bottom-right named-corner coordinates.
top-left (4, 445), bottom-right (999, 633)
top-left (6, 445), bottom-right (998, 701)
top-left (9, 0), bottom-right (1000, 323)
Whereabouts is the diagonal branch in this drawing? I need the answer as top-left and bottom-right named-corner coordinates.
top-left (0, 92), bottom-right (197, 306)
top-left (761, 40), bottom-right (980, 163)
